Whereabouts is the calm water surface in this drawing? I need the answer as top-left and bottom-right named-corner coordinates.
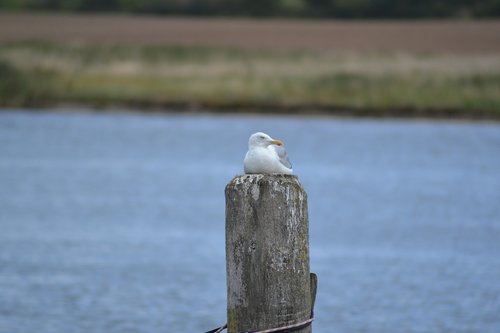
top-left (1, 110), bottom-right (500, 333)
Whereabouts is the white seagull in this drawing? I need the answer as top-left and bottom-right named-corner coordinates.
top-left (244, 132), bottom-right (293, 174)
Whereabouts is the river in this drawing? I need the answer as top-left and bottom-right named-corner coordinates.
top-left (1, 110), bottom-right (499, 333)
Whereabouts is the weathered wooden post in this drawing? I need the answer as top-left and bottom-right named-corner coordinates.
top-left (225, 174), bottom-right (315, 333)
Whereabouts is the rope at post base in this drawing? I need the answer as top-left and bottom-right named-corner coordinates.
top-left (204, 312), bottom-right (314, 333)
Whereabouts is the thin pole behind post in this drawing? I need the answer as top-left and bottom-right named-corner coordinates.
top-left (225, 174), bottom-right (312, 333)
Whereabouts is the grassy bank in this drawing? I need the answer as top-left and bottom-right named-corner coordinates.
top-left (1, 41), bottom-right (500, 118)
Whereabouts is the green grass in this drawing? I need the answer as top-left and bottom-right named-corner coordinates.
top-left (1, 41), bottom-right (500, 118)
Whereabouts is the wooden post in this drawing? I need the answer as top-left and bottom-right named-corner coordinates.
top-left (225, 174), bottom-right (314, 333)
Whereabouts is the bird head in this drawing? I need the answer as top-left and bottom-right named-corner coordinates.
top-left (248, 132), bottom-right (284, 148)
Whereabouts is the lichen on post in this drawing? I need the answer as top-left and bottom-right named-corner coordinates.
top-left (225, 174), bottom-right (312, 333)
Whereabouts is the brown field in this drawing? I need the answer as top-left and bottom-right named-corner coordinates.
top-left (1, 12), bottom-right (500, 53)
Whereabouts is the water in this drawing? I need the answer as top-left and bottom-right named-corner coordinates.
top-left (1, 110), bottom-right (499, 333)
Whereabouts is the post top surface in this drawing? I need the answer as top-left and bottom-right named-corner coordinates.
top-left (227, 174), bottom-right (303, 190)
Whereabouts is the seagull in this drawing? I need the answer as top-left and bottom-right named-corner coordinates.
top-left (244, 132), bottom-right (293, 174)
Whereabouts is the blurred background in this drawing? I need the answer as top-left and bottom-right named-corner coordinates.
top-left (1, 1), bottom-right (500, 116)
top-left (1, 2), bottom-right (500, 333)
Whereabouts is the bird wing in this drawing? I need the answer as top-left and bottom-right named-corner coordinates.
top-left (272, 145), bottom-right (292, 169)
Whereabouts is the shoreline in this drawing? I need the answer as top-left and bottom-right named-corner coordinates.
top-left (4, 102), bottom-right (500, 122)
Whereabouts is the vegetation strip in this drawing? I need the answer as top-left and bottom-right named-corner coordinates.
top-left (1, 41), bottom-right (499, 119)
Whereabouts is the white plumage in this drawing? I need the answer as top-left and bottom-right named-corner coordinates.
top-left (243, 132), bottom-right (293, 174)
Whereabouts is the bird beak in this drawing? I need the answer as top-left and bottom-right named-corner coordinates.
top-left (270, 139), bottom-right (283, 146)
